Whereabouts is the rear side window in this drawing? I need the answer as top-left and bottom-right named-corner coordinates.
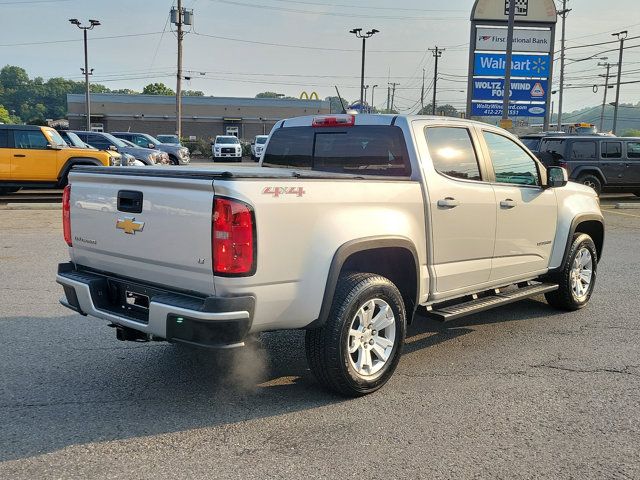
top-left (571, 141), bottom-right (596, 160)
top-left (263, 126), bottom-right (411, 177)
top-left (0, 129), bottom-right (8, 148)
top-left (602, 142), bottom-right (622, 159)
top-left (425, 127), bottom-right (481, 181)
top-left (626, 142), bottom-right (640, 159)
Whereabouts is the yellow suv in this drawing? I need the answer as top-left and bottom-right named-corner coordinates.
top-left (0, 125), bottom-right (116, 194)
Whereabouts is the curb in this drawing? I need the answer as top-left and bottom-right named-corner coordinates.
top-left (0, 203), bottom-right (61, 211)
top-left (615, 203), bottom-right (640, 209)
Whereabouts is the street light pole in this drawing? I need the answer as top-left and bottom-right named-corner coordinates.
top-left (556, 1), bottom-right (571, 131)
top-left (69, 18), bottom-right (100, 131)
top-left (350, 28), bottom-right (379, 108)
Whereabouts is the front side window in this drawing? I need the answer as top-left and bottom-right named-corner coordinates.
top-left (425, 127), bottom-right (481, 181)
top-left (87, 134), bottom-right (111, 150)
top-left (13, 130), bottom-right (49, 149)
top-left (602, 142), bottom-right (622, 159)
top-left (482, 131), bottom-right (540, 186)
top-left (133, 135), bottom-right (150, 148)
top-left (571, 141), bottom-right (596, 160)
top-left (627, 142), bottom-right (640, 159)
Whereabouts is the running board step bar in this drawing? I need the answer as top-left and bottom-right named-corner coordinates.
top-left (426, 283), bottom-right (559, 322)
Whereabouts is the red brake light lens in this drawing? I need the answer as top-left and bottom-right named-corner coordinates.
top-left (212, 197), bottom-right (255, 275)
top-left (62, 185), bottom-right (72, 246)
top-left (312, 114), bottom-right (355, 128)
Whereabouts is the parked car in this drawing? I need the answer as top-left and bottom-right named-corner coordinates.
top-left (211, 135), bottom-right (242, 161)
top-left (112, 132), bottom-right (190, 165)
top-left (57, 114), bottom-right (604, 397)
top-left (57, 130), bottom-right (141, 167)
top-left (250, 135), bottom-right (269, 161)
top-left (0, 124), bottom-right (117, 194)
top-left (156, 134), bottom-right (181, 146)
top-left (537, 135), bottom-right (640, 196)
top-left (71, 131), bottom-right (167, 166)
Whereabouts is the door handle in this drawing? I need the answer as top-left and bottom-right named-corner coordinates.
top-left (13, 154), bottom-right (26, 158)
top-left (500, 199), bottom-right (517, 209)
top-left (437, 197), bottom-right (460, 208)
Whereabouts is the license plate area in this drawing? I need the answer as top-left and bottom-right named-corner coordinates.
top-left (126, 291), bottom-right (149, 310)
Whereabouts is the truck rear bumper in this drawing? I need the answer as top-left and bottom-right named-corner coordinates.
top-left (56, 262), bottom-right (254, 348)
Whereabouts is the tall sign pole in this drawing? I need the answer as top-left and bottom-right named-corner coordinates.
top-left (501, 0), bottom-right (516, 129)
top-left (176, 0), bottom-right (183, 140)
top-left (556, 1), bottom-right (570, 131)
top-left (467, 0), bottom-right (557, 130)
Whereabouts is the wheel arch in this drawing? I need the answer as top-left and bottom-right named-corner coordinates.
top-left (551, 214), bottom-right (604, 274)
top-left (58, 157), bottom-right (103, 185)
top-left (572, 166), bottom-right (605, 185)
top-left (309, 236), bottom-right (420, 329)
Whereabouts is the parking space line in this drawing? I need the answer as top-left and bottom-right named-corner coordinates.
top-left (602, 209), bottom-right (640, 218)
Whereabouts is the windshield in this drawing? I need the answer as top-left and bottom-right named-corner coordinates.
top-left (44, 128), bottom-right (67, 147)
top-left (520, 138), bottom-right (541, 150)
top-left (256, 137), bottom-right (268, 144)
top-left (216, 137), bottom-right (240, 144)
top-left (141, 133), bottom-right (161, 146)
top-left (66, 131), bottom-right (89, 148)
top-left (101, 132), bottom-right (128, 148)
top-left (157, 135), bottom-right (179, 143)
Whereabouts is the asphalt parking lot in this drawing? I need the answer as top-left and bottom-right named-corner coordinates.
top-left (1, 203), bottom-right (639, 479)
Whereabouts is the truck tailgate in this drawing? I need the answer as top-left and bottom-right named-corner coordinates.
top-left (68, 170), bottom-right (215, 296)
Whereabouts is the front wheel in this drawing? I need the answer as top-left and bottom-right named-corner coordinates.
top-left (545, 233), bottom-right (598, 311)
top-left (305, 273), bottom-right (406, 397)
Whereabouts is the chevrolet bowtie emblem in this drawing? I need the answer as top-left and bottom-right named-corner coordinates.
top-left (116, 217), bottom-right (145, 235)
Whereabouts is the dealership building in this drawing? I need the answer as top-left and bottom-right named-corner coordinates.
top-left (66, 93), bottom-right (331, 140)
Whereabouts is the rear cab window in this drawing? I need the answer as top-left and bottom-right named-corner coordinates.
top-left (262, 125), bottom-right (411, 177)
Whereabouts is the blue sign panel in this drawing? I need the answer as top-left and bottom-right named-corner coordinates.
top-left (472, 78), bottom-right (548, 102)
top-left (474, 53), bottom-right (550, 78)
top-left (471, 102), bottom-right (546, 117)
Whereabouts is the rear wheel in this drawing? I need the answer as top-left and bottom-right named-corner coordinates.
top-left (545, 233), bottom-right (598, 311)
top-left (577, 174), bottom-right (602, 195)
top-left (305, 273), bottom-right (406, 397)
top-left (169, 155), bottom-right (179, 165)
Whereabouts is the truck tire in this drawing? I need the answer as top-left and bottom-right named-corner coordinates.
top-left (305, 272), bottom-right (406, 397)
top-left (577, 174), bottom-right (602, 195)
top-left (545, 233), bottom-right (598, 311)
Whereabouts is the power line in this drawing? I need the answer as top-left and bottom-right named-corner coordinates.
top-left (0, 31), bottom-right (163, 47)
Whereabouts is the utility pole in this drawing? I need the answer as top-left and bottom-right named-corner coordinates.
top-left (386, 85), bottom-right (391, 113)
top-left (389, 82), bottom-right (399, 113)
top-left (69, 19), bottom-right (100, 131)
top-left (612, 30), bottom-right (628, 135)
top-left (429, 47), bottom-right (444, 115)
top-left (171, 3), bottom-right (193, 140)
top-left (501, 0), bottom-right (516, 129)
top-left (556, 1), bottom-right (571, 131)
top-left (598, 62), bottom-right (613, 132)
top-left (350, 28), bottom-right (379, 108)
top-left (420, 68), bottom-right (426, 113)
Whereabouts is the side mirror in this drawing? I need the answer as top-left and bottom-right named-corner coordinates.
top-left (108, 145), bottom-right (118, 152)
top-left (148, 143), bottom-right (156, 149)
top-left (547, 166), bottom-right (568, 188)
top-left (46, 143), bottom-right (62, 150)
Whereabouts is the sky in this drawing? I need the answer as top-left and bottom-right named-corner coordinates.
top-left (1, 0), bottom-right (639, 114)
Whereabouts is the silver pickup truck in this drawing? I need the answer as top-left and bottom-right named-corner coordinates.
top-left (57, 114), bottom-right (604, 396)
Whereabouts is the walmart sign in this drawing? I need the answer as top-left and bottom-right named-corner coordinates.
top-left (474, 53), bottom-right (550, 78)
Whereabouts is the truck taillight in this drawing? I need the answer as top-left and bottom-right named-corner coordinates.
top-left (312, 114), bottom-right (355, 128)
top-left (212, 197), bottom-right (255, 276)
top-left (62, 185), bottom-right (72, 246)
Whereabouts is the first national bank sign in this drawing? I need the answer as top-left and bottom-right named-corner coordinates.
top-left (466, 0), bottom-right (558, 123)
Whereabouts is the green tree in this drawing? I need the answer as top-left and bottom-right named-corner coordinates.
top-left (182, 90), bottom-right (204, 96)
top-left (622, 129), bottom-right (640, 137)
top-left (112, 88), bottom-right (139, 95)
top-left (142, 82), bottom-right (175, 96)
top-left (0, 104), bottom-right (11, 123)
top-left (418, 104), bottom-right (459, 117)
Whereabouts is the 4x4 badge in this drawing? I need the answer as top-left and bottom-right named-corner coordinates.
top-left (116, 217), bottom-right (145, 235)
